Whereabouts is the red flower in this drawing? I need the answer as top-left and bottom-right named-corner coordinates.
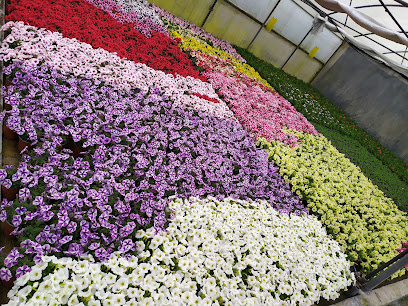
top-left (6, 0), bottom-right (205, 81)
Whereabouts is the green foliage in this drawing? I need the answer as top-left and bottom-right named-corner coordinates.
top-left (234, 45), bottom-right (408, 186)
top-left (313, 123), bottom-right (408, 211)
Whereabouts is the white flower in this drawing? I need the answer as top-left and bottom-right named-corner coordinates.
top-left (141, 297), bottom-right (155, 306)
top-left (111, 293), bottom-right (126, 305)
top-left (88, 299), bottom-right (102, 306)
top-left (113, 276), bottom-right (129, 292)
top-left (105, 273), bottom-right (117, 284)
top-left (125, 298), bottom-right (138, 306)
top-left (10, 198), bottom-right (354, 306)
top-left (15, 272), bottom-right (30, 287)
top-left (73, 261), bottom-right (89, 274)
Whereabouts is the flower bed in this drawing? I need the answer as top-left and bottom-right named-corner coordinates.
top-left (190, 50), bottom-right (273, 92)
top-left (2, 0), bottom-right (408, 303)
top-left (5, 198), bottom-right (354, 306)
top-left (0, 22), bottom-right (233, 120)
top-left (258, 132), bottom-right (408, 274)
top-left (314, 123), bottom-right (408, 210)
top-left (153, 4), bottom-right (246, 63)
top-left (153, 9), bottom-right (408, 276)
top-left (167, 28), bottom-right (270, 89)
top-left (5, 0), bottom-right (204, 80)
top-left (162, 24), bottom-right (320, 146)
top-left (83, 0), bottom-right (168, 37)
top-left (206, 71), bottom-right (320, 146)
top-left (0, 60), bottom-right (306, 280)
top-left (235, 46), bottom-right (408, 186)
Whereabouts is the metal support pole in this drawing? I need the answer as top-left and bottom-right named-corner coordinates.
top-left (281, 27), bottom-right (313, 69)
top-left (344, 0), bottom-right (352, 26)
top-left (346, 248), bottom-right (408, 297)
top-left (246, 0), bottom-right (282, 50)
top-left (402, 46), bottom-right (408, 65)
top-left (201, 0), bottom-right (218, 28)
top-left (362, 249), bottom-right (408, 292)
top-left (378, 0), bottom-right (408, 41)
top-left (393, 0), bottom-right (408, 7)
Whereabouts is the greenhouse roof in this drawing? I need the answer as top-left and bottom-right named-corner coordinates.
top-left (298, 0), bottom-right (408, 69)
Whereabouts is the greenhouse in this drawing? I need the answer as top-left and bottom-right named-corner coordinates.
top-left (0, 0), bottom-right (407, 305)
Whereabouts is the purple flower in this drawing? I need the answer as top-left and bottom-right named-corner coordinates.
top-left (64, 243), bottom-right (84, 257)
top-left (89, 242), bottom-right (100, 250)
top-left (18, 188), bottom-right (31, 201)
top-left (119, 239), bottom-right (134, 253)
top-left (32, 196), bottom-right (44, 206)
top-left (0, 169), bottom-right (7, 183)
top-left (33, 255), bottom-right (43, 264)
top-left (58, 214), bottom-right (70, 228)
top-left (0, 267), bottom-right (12, 281)
top-left (59, 235), bottom-right (73, 245)
top-left (67, 221), bottom-right (77, 234)
top-left (95, 247), bottom-right (109, 261)
top-left (15, 265), bottom-right (31, 278)
top-left (2, 179), bottom-right (12, 189)
top-left (15, 207), bottom-right (27, 215)
top-left (11, 215), bottom-right (22, 227)
top-left (4, 248), bottom-right (23, 268)
top-left (0, 211), bottom-right (6, 222)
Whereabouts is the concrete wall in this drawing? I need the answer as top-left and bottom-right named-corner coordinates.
top-left (312, 44), bottom-right (408, 163)
top-left (148, 0), bottom-right (342, 83)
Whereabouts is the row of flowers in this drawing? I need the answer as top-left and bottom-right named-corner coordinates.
top-left (0, 59), bottom-right (306, 281)
top-left (0, 22), bottom-right (233, 120)
top-left (155, 9), bottom-right (408, 275)
top-left (258, 132), bottom-right (408, 275)
top-left (234, 46), bottom-right (408, 187)
top-left (83, 0), bottom-right (168, 37)
top-left (164, 21), bottom-right (271, 90)
top-left (0, 0), bottom-right (405, 304)
top-left (164, 27), bottom-right (319, 146)
top-left (5, 0), bottom-right (204, 80)
top-left (313, 122), bottom-right (408, 210)
top-left (5, 197), bottom-right (354, 305)
top-left (152, 4), bottom-right (246, 63)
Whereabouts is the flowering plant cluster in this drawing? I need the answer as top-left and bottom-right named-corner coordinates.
top-left (258, 132), bottom-right (408, 275)
top-left (190, 50), bottom-right (273, 92)
top-left (83, 0), bottom-right (168, 37)
top-left (168, 28), bottom-right (270, 88)
top-left (2, 0), bottom-right (406, 302)
top-left (235, 46), bottom-right (408, 187)
top-left (156, 9), bottom-right (408, 277)
top-left (5, 0), bottom-right (204, 80)
top-left (0, 22), bottom-right (233, 120)
top-left (314, 123), bottom-right (408, 210)
top-left (5, 197), bottom-right (354, 306)
top-left (0, 59), bottom-right (306, 280)
top-left (160, 22), bottom-right (319, 146)
top-left (206, 71), bottom-right (320, 146)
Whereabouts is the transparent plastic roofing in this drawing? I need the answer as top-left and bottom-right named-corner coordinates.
top-left (297, 0), bottom-right (408, 68)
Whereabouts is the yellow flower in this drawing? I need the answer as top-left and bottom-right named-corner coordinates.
top-left (257, 133), bottom-right (408, 274)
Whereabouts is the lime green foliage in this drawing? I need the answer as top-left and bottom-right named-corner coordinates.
top-left (235, 45), bottom-right (408, 186)
top-left (314, 123), bottom-right (408, 211)
top-left (258, 132), bottom-right (408, 275)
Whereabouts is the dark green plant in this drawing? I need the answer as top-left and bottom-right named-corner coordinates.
top-left (313, 123), bottom-right (408, 210)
